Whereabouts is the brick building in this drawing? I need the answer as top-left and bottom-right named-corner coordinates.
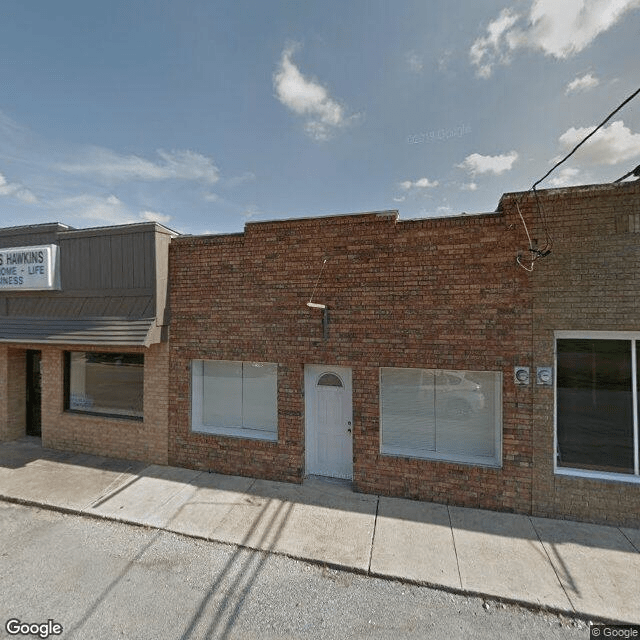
top-left (168, 208), bottom-right (534, 514)
top-left (500, 180), bottom-right (640, 526)
top-left (2, 180), bottom-right (637, 527)
top-left (0, 221), bottom-right (176, 464)
top-left (169, 180), bottom-right (640, 527)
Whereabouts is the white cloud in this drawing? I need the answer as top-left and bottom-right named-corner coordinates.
top-left (470, 1), bottom-right (640, 77)
top-left (470, 8), bottom-right (520, 78)
top-left (565, 72), bottom-right (600, 94)
top-left (241, 204), bottom-right (261, 220)
top-left (457, 151), bottom-right (518, 175)
top-left (549, 167), bottom-right (582, 187)
top-left (274, 44), bottom-right (355, 141)
top-left (223, 171), bottom-right (256, 188)
top-left (16, 189), bottom-right (38, 204)
top-left (400, 177), bottom-right (439, 190)
top-left (57, 194), bottom-right (136, 225)
top-left (392, 195), bottom-right (406, 203)
top-left (203, 192), bottom-right (220, 202)
top-left (556, 120), bottom-right (640, 165)
top-left (0, 172), bottom-right (38, 203)
top-left (140, 210), bottom-right (171, 224)
top-left (461, 182), bottom-right (478, 191)
top-left (0, 109), bottom-right (28, 144)
top-left (54, 194), bottom-right (176, 227)
top-left (58, 148), bottom-right (220, 184)
top-left (406, 52), bottom-right (424, 73)
top-left (437, 49), bottom-right (453, 73)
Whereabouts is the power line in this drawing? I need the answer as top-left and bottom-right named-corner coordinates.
top-left (531, 85), bottom-right (640, 190)
top-left (614, 163), bottom-right (640, 183)
top-left (514, 85), bottom-right (640, 272)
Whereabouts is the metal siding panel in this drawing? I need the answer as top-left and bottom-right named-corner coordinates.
top-left (60, 238), bottom-right (77, 290)
top-left (129, 296), bottom-right (152, 318)
top-left (33, 298), bottom-right (47, 316)
top-left (76, 238), bottom-right (89, 289)
top-left (91, 297), bottom-right (111, 316)
top-left (121, 234), bottom-right (135, 288)
top-left (67, 298), bottom-right (86, 317)
top-left (111, 234), bottom-right (124, 289)
top-left (88, 237), bottom-right (103, 290)
top-left (0, 231), bottom-right (59, 248)
top-left (132, 233), bottom-right (144, 289)
top-left (67, 237), bottom-right (82, 290)
top-left (144, 231), bottom-right (155, 288)
top-left (104, 297), bottom-right (125, 315)
top-left (69, 239), bottom-right (81, 289)
top-left (72, 298), bottom-right (94, 316)
top-left (100, 235), bottom-right (112, 289)
top-left (141, 298), bottom-right (154, 317)
top-left (0, 317), bottom-right (155, 346)
top-left (104, 296), bottom-right (125, 317)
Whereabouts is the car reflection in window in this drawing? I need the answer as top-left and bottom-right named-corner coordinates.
top-left (435, 372), bottom-right (485, 418)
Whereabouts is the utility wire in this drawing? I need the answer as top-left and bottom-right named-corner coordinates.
top-left (308, 258), bottom-right (327, 304)
top-left (514, 85), bottom-right (640, 272)
top-left (531, 85), bottom-right (640, 191)
top-left (614, 163), bottom-right (640, 183)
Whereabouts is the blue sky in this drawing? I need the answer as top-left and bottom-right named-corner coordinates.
top-left (0, 0), bottom-right (639, 234)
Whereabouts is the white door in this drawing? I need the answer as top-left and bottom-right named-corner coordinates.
top-left (305, 365), bottom-right (353, 479)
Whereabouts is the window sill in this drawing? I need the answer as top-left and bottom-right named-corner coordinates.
top-left (64, 409), bottom-right (143, 422)
top-left (380, 446), bottom-right (501, 469)
top-left (555, 467), bottom-right (640, 484)
top-left (191, 424), bottom-right (278, 442)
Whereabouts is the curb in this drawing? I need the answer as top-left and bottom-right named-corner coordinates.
top-left (0, 494), bottom-right (626, 626)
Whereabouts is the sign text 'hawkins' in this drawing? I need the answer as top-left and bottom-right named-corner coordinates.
top-left (0, 245), bottom-right (60, 290)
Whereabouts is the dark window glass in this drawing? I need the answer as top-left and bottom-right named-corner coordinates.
top-left (557, 339), bottom-right (634, 473)
top-left (317, 373), bottom-right (343, 387)
top-left (65, 352), bottom-right (144, 420)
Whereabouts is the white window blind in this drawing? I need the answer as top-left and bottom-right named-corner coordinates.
top-left (241, 362), bottom-right (278, 432)
top-left (202, 360), bottom-right (242, 428)
top-left (380, 368), bottom-right (436, 452)
top-left (380, 367), bottom-right (501, 467)
top-left (192, 360), bottom-right (278, 440)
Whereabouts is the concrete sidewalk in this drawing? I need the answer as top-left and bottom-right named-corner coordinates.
top-left (0, 437), bottom-right (638, 624)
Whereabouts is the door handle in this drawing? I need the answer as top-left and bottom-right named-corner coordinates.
top-left (347, 420), bottom-right (352, 434)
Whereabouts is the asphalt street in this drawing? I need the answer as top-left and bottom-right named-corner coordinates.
top-left (0, 502), bottom-right (589, 640)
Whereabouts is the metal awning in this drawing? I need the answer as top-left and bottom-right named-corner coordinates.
top-left (0, 317), bottom-right (162, 347)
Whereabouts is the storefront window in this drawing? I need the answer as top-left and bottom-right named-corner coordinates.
top-left (191, 360), bottom-right (278, 440)
top-left (557, 338), bottom-right (636, 475)
top-left (65, 352), bottom-right (144, 420)
top-left (380, 367), bottom-right (502, 467)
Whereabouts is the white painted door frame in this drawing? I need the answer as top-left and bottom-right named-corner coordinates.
top-left (304, 364), bottom-right (353, 479)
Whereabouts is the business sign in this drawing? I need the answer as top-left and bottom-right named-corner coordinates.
top-left (0, 244), bottom-right (60, 290)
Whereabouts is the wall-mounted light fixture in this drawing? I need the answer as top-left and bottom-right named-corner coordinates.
top-left (307, 302), bottom-right (329, 339)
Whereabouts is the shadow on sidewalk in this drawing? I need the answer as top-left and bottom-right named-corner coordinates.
top-left (1, 436), bottom-right (638, 558)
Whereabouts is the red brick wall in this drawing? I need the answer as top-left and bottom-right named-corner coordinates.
top-left (0, 345), bottom-right (7, 439)
top-left (38, 342), bottom-right (169, 464)
top-left (0, 345), bottom-right (26, 441)
top-left (500, 181), bottom-right (640, 527)
top-left (169, 210), bottom-right (534, 513)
